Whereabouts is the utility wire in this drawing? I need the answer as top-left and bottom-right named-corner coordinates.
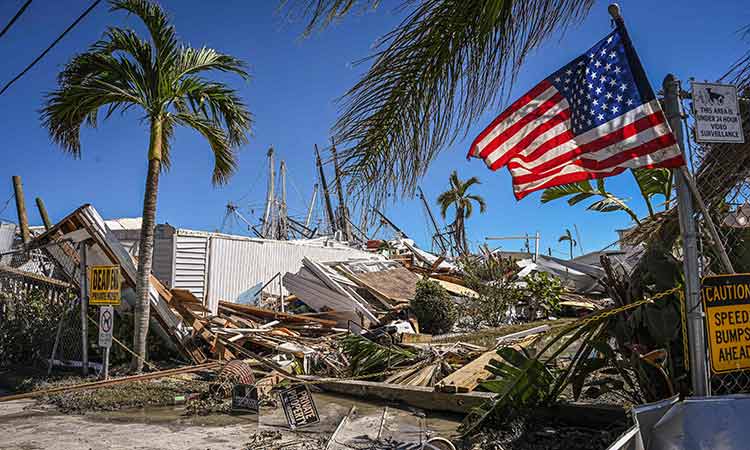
top-left (0, 0), bottom-right (102, 97)
top-left (0, 193), bottom-right (14, 218)
top-left (0, 0), bottom-right (32, 40)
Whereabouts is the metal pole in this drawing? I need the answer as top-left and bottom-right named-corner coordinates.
top-left (315, 144), bottom-right (337, 236)
top-left (12, 176), bottom-right (30, 244)
top-left (663, 73), bottom-right (710, 396)
top-left (102, 346), bottom-right (110, 380)
top-left (79, 241), bottom-right (89, 376)
top-left (262, 147), bottom-right (275, 238)
top-left (305, 184), bottom-right (318, 229)
top-left (534, 231), bottom-right (540, 262)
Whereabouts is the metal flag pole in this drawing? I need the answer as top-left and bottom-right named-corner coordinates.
top-left (663, 73), bottom-right (710, 396)
top-left (609, 3), bottom-right (710, 396)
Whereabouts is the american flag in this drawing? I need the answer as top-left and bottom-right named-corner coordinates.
top-left (468, 26), bottom-right (684, 200)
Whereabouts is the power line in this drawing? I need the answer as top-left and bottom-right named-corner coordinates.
top-left (0, 193), bottom-right (15, 219)
top-left (0, 0), bottom-right (32, 40)
top-left (0, 0), bottom-right (102, 96)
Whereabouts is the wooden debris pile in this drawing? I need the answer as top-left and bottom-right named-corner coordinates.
top-left (169, 288), bottom-right (349, 378)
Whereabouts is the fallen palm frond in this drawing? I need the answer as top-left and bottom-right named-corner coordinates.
top-left (460, 286), bottom-right (680, 435)
top-left (339, 333), bottom-right (416, 376)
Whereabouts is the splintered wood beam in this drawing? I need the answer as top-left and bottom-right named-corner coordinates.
top-left (219, 301), bottom-right (337, 327)
top-left (434, 348), bottom-right (500, 393)
top-left (308, 378), bottom-right (495, 414)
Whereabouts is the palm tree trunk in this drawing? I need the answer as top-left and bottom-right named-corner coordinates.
top-left (457, 208), bottom-right (467, 255)
top-left (132, 119), bottom-right (163, 372)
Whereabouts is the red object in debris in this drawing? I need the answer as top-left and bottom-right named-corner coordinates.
top-left (366, 240), bottom-right (385, 249)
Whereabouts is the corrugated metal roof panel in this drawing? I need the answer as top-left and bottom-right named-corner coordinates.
top-left (204, 234), bottom-right (381, 313)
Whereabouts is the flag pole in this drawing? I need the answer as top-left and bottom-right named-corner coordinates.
top-left (609, 3), bottom-right (712, 396)
top-left (609, 4), bottom-right (733, 274)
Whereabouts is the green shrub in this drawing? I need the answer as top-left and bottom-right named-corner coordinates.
top-left (520, 271), bottom-right (563, 319)
top-left (0, 289), bottom-right (73, 366)
top-left (460, 256), bottom-right (521, 329)
top-left (411, 278), bottom-right (456, 334)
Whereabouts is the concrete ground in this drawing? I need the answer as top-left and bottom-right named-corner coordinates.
top-left (0, 392), bottom-right (461, 450)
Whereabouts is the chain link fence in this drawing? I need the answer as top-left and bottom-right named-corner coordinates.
top-left (686, 93), bottom-right (750, 394)
top-left (0, 239), bottom-right (111, 374)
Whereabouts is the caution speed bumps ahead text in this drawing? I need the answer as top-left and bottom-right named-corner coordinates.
top-left (702, 274), bottom-right (750, 373)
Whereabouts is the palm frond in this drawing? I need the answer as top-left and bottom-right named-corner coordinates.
top-left (339, 333), bottom-right (416, 376)
top-left (175, 76), bottom-right (252, 147)
top-left (586, 195), bottom-right (636, 220)
top-left (721, 24), bottom-right (750, 88)
top-left (282, 0), bottom-right (381, 37)
top-left (467, 194), bottom-right (487, 213)
top-left (330, 0), bottom-right (593, 206)
top-left (109, 0), bottom-right (178, 66)
top-left (631, 168), bottom-right (672, 216)
top-left (436, 190), bottom-right (456, 218)
top-left (173, 112), bottom-right (236, 185)
top-left (540, 181), bottom-right (594, 203)
top-left (174, 46), bottom-right (249, 80)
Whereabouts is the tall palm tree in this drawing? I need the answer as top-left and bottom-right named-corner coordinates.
top-left (437, 171), bottom-right (486, 254)
top-left (41, 0), bottom-right (252, 372)
top-left (558, 228), bottom-right (577, 260)
top-left (285, 0), bottom-right (595, 206)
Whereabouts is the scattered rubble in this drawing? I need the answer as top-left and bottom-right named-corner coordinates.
top-left (0, 201), bottom-right (634, 450)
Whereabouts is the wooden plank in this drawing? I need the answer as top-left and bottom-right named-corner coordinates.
top-left (219, 301), bottom-right (337, 327)
top-left (308, 378), bottom-right (495, 414)
top-left (400, 333), bottom-right (433, 344)
top-left (435, 348), bottom-right (500, 393)
top-left (0, 265), bottom-right (72, 289)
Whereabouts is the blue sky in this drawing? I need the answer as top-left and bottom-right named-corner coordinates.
top-left (0, 0), bottom-right (748, 257)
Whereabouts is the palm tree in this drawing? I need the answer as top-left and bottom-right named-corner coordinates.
top-left (558, 228), bottom-right (577, 260)
top-left (437, 171), bottom-right (486, 254)
top-left (41, 0), bottom-right (252, 372)
top-left (285, 0), bottom-right (595, 205)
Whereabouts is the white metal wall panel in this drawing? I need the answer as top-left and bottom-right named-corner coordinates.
top-left (172, 232), bottom-right (209, 302)
top-left (151, 225), bottom-right (174, 287)
top-left (205, 235), bottom-right (378, 313)
top-left (0, 223), bottom-right (16, 265)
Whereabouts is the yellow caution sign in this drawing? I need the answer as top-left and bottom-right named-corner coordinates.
top-left (702, 274), bottom-right (750, 373)
top-left (89, 265), bottom-right (121, 306)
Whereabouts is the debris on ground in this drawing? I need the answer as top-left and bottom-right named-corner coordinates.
top-left (466, 415), bottom-right (631, 450)
top-left (26, 377), bottom-right (209, 413)
top-left (0, 202), bottom-right (638, 450)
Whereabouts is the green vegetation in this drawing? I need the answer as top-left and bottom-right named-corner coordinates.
top-left (411, 278), bottom-right (457, 335)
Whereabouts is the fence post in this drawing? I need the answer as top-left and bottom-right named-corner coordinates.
top-left (663, 74), bottom-right (710, 396)
top-left (80, 241), bottom-right (89, 376)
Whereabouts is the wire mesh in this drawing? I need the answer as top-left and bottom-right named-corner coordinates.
top-left (0, 243), bottom-right (81, 370)
top-left (687, 93), bottom-right (750, 394)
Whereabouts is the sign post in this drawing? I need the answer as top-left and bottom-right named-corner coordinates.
top-left (98, 306), bottom-right (114, 379)
top-left (692, 82), bottom-right (744, 144)
top-left (89, 265), bottom-right (121, 380)
top-left (702, 274), bottom-right (750, 374)
top-left (663, 74), bottom-right (711, 396)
